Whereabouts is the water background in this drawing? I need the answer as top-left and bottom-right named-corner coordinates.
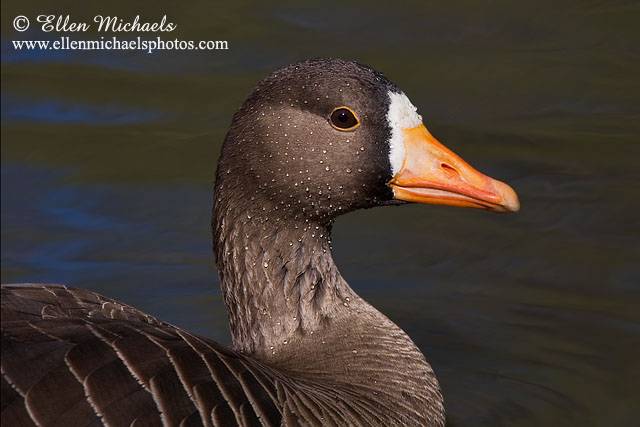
top-left (2, 1), bottom-right (639, 425)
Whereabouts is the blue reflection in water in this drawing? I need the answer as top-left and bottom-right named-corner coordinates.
top-left (1, 162), bottom-right (225, 339)
top-left (1, 162), bottom-right (210, 282)
top-left (1, 94), bottom-right (162, 124)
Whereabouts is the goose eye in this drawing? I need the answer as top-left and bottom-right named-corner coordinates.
top-left (330, 107), bottom-right (359, 131)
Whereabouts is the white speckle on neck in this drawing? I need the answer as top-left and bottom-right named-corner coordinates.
top-left (387, 91), bottom-right (423, 175)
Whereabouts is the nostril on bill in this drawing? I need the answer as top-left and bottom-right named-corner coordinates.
top-left (440, 163), bottom-right (458, 175)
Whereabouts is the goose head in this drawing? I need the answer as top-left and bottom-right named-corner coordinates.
top-left (215, 58), bottom-right (519, 225)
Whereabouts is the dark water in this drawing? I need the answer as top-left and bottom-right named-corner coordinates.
top-left (2, 1), bottom-right (639, 425)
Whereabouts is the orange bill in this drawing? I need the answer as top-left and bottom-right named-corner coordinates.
top-left (388, 125), bottom-right (520, 212)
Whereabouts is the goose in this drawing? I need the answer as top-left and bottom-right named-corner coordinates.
top-left (1, 58), bottom-right (519, 427)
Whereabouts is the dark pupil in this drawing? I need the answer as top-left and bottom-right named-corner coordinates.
top-left (338, 111), bottom-right (348, 122)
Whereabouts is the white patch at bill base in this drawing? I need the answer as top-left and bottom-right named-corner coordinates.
top-left (386, 91), bottom-right (423, 175)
